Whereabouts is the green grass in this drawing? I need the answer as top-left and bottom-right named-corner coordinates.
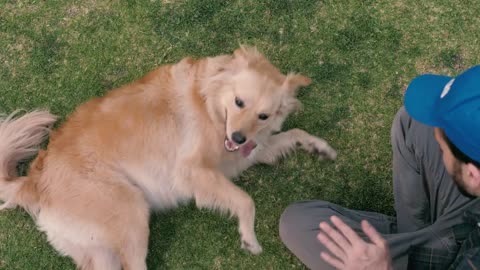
top-left (1, 0), bottom-right (480, 269)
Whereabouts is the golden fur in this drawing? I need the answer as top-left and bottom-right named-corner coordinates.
top-left (0, 47), bottom-right (336, 270)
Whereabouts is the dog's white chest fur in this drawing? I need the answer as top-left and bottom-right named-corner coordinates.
top-left (218, 149), bottom-right (260, 179)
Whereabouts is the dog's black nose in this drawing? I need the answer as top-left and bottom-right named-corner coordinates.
top-left (232, 131), bottom-right (246, 145)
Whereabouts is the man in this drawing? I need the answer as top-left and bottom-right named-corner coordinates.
top-left (279, 65), bottom-right (480, 269)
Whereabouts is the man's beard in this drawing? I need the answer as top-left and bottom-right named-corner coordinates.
top-left (452, 162), bottom-right (477, 199)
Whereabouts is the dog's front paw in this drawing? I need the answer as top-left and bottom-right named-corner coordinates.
top-left (299, 136), bottom-right (337, 160)
top-left (241, 236), bottom-right (263, 255)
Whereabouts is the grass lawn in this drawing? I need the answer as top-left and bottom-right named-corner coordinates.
top-left (1, 0), bottom-right (479, 269)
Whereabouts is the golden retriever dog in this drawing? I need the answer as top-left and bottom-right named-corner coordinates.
top-left (0, 46), bottom-right (336, 270)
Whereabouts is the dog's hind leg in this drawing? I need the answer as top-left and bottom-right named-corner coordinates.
top-left (255, 128), bottom-right (337, 164)
top-left (116, 224), bottom-right (149, 270)
top-left (43, 215), bottom-right (147, 270)
top-left (69, 212), bottom-right (148, 270)
top-left (78, 248), bottom-right (121, 270)
top-left (45, 236), bottom-right (121, 270)
top-left (184, 168), bottom-right (262, 254)
top-left (112, 192), bottom-right (149, 270)
top-left (38, 180), bottom-right (149, 270)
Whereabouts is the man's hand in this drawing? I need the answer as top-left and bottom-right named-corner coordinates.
top-left (317, 215), bottom-right (393, 270)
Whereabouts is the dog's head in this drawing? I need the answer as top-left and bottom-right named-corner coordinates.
top-left (204, 46), bottom-right (311, 157)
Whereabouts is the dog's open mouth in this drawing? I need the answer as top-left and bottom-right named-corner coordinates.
top-left (224, 137), bottom-right (257, 157)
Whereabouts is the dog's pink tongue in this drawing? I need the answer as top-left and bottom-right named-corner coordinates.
top-left (240, 141), bottom-right (256, 157)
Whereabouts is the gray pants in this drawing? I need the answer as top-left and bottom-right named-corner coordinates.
top-left (279, 107), bottom-right (480, 270)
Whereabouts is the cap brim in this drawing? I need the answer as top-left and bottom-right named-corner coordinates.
top-left (404, 74), bottom-right (452, 127)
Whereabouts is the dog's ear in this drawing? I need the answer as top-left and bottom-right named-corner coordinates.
top-left (233, 46), bottom-right (248, 59)
top-left (234, 45), bottom-right (259, 58)
top-left (232, 45), bottom-right (261, 68)
top-left (283, 73), bottom-right (312, 96)
top-left (273, 96), bottom-right (302, 131)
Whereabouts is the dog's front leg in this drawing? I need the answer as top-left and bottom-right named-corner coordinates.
top-left (255, 128), bottom-right (337, 164)
top-left (184, 167), bottom-right (262, 254)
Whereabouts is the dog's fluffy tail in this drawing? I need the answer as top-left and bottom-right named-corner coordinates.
top-left (0, 110), bottom-right (57, 211)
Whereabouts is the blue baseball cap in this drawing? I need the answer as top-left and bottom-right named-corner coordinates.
top-left (404, 65), bottom-right (480, 163)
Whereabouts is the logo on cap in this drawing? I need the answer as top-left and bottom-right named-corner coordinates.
top-left (440, 79), bottom-right (455, 98)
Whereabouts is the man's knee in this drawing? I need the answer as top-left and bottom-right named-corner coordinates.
top-left (279, 200), bottom-right (335, 242)
top-left (279, 201), bottom-right (339, 270)
top-left (279, 202), bottom-right (302, 241)
top-left (279, 202), bottom-right (301, 241)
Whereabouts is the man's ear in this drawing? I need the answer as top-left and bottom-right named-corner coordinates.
top-left (466, 163), bottom-right (480, 193)
top-left (283, 73), bottom-right (312, 96)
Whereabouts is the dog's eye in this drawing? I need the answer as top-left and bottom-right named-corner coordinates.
top-left (258, 113), bottom-right (269, 120)
top-left (235, 97), bottom-right (244, 108)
